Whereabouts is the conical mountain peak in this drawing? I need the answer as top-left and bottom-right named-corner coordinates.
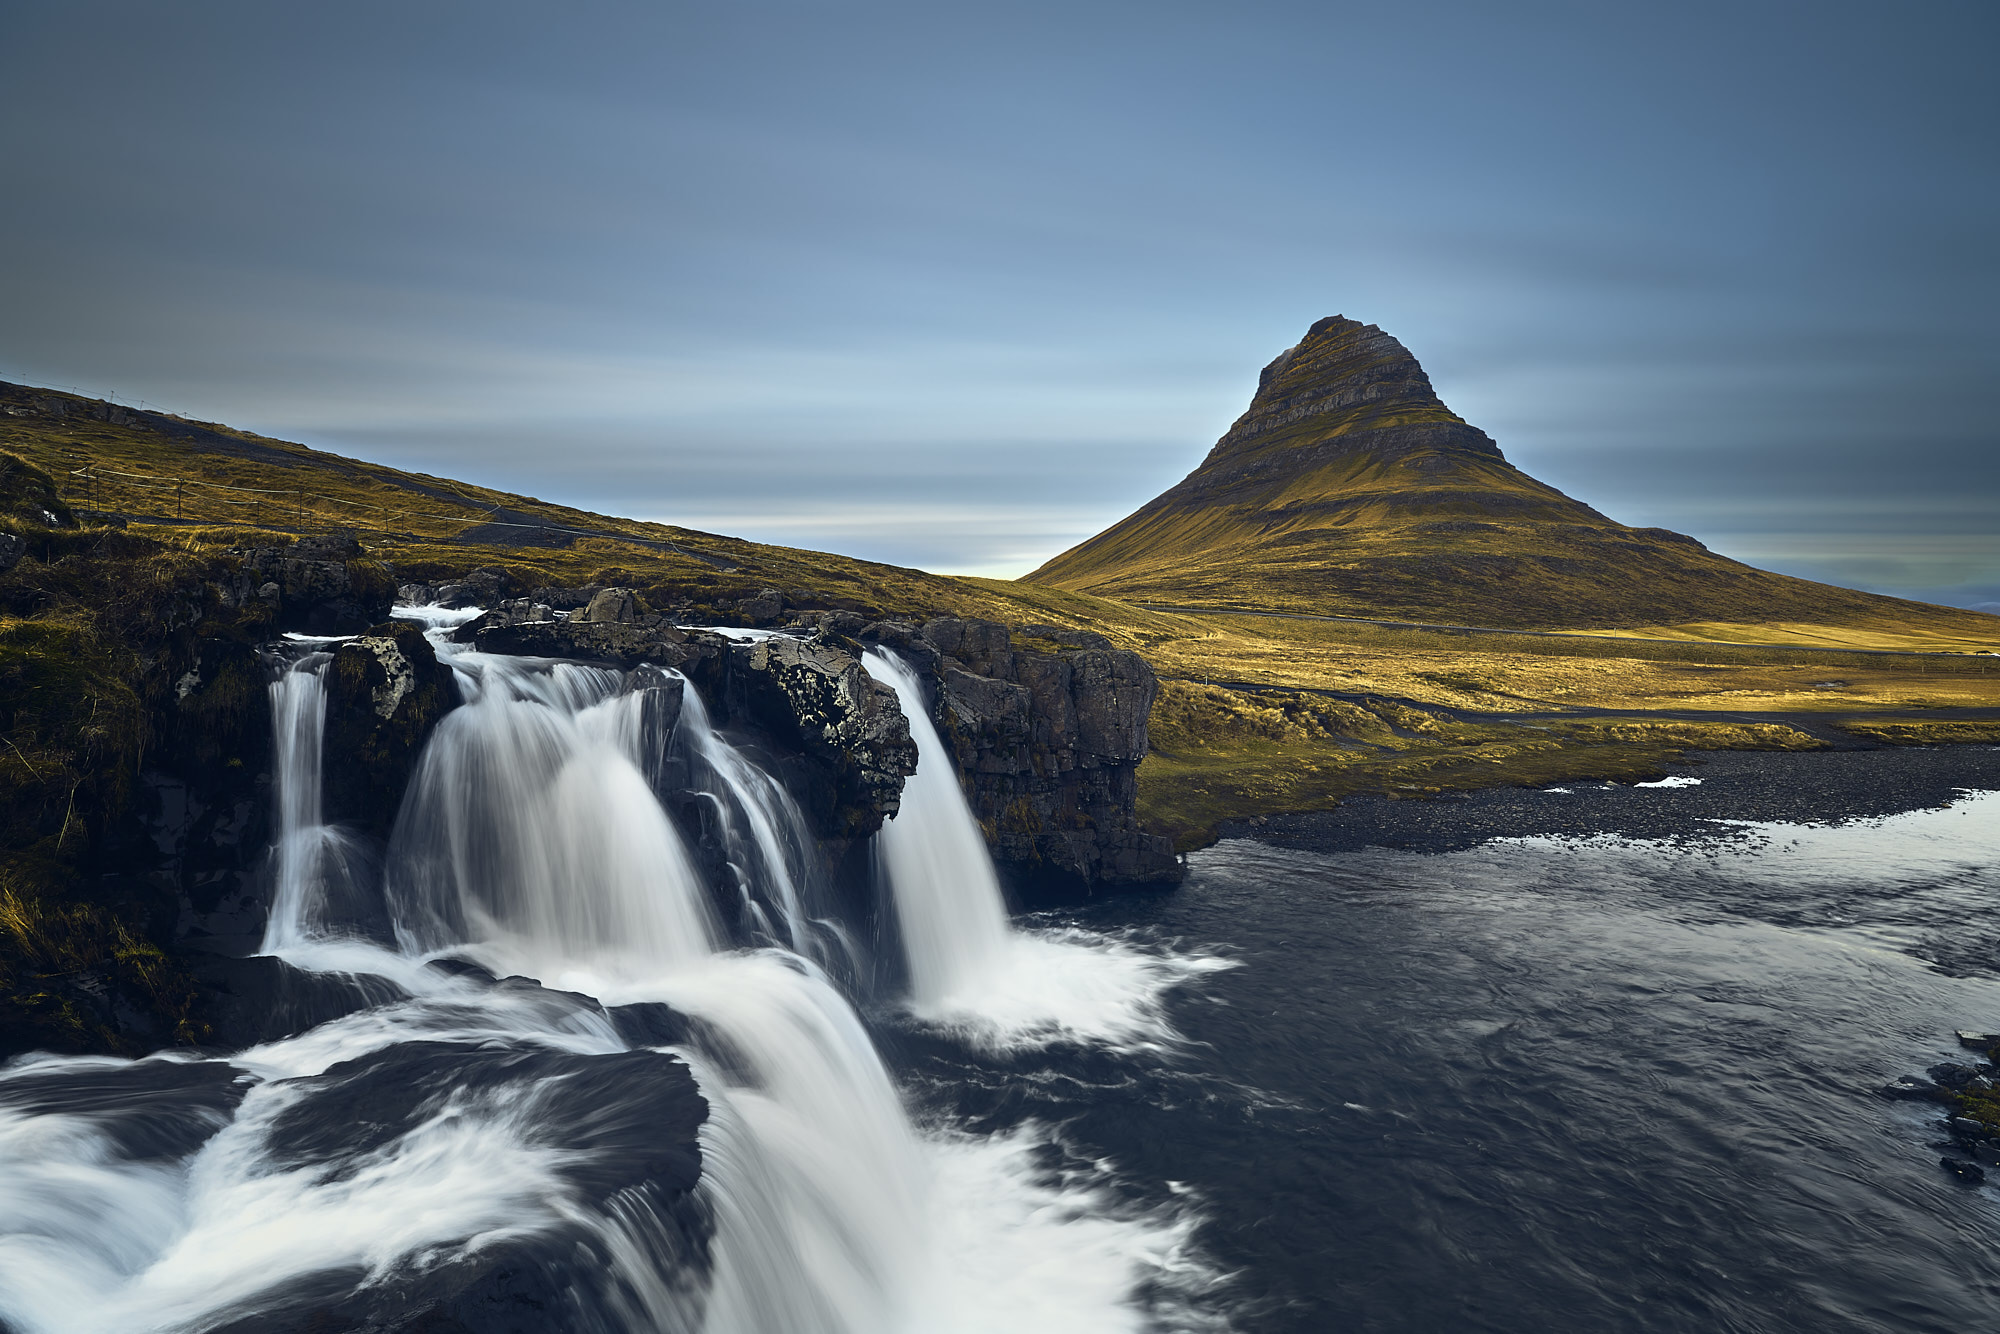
top-left (1027, 317), bottom-right (1959, 630)
top-left (1214, 315), bottom-right (1481, 462)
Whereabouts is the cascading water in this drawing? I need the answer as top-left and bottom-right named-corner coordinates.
top-left (862, 650), bottom-right (1012, 1003)
top-left (0, 609), bottom-right (1225, 1334)
top-left (865, 649), bottom-right (1231, 1050)
top-left (669, 682), bottom-right (849, 969)
top-left (260, 649), bottom-right (363, 953)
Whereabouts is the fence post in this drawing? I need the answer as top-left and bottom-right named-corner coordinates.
top-left (176, 480), bottom-right (184, 519)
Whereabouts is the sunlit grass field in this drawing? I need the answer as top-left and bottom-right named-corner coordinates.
top-left (7, 381), bottom-right (1996, 852)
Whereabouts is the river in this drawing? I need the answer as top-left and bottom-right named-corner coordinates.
top-left (0, 613), bottom-right (1994, 1332)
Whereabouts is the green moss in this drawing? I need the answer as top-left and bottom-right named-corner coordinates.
top-left (0, 876), bottom-right (202, 1053)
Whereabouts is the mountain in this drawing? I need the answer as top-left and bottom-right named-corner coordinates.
top-left (1027, 316), bottom-right (1991, 634)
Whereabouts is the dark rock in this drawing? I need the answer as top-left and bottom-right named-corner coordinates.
top-left (1929, 1062), bottom-right (1980, 1090)
top-left (1950, 1116), bottom-right (1991, 1141)
top-left (0, 531), bottom-right (24, 573)
top-left (1957, 1029), bottom-right (2000, 1050)
top-left (233, 532), bottom-right (396, 633)
top-left (1940, 1157), bottom-right (1987, 1184)
top-left (697, 636), bottom-right (917, 838)
top-left (471, 614), bottom-right (701, 669)
top-left (432, 565), bottom-right (515, 610)
top-left (424, 955), bottom-right (500, 984)
top-left (579, 586), bottom-right (640, 624)
top-left (191, 953), bottom-right (407, 1050)
top-left (209, 1034), bottom-right (709, 1333)
top-left (890, 616), bottom-right (1179, 890)
top-left (322, 621), bottom-right (461, 836)
top-left (452, 596), bottom-right (558, 640)
top-left (737, 587), bottom-right (786, 625)
top-left (147, 637), bottom-right (277, 943)
top-left (0, 1056), bottom-right (247, 1161)
top-left (1878, 1076), bottom-right (1950, 1103)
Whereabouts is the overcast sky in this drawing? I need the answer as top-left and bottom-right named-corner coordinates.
top-left (2, 1), bottom-right (1995, 608)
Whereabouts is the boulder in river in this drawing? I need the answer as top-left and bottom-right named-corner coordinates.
top-left (1939, 1157), bottom-right (1986, 1185)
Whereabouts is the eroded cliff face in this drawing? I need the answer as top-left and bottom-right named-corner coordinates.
top-left (453, 593), bottom-right (1177, 889)
top-left (454, 596), bottom-right (919, 842)
top-left (835, 614), bottom-right (1181, 892)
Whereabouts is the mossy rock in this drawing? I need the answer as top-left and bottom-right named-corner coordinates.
top-left (0, 452), bottom-right (76, 530)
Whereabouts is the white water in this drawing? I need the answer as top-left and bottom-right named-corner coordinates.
top-left (865, 650), bottom-right (1230, 1052)
top-left (0, 608), bottom-right (1222, 1333)
top-left (670, 682), bottom-right (849, 968)
top-left (259, 653), bottom-right (374, 954)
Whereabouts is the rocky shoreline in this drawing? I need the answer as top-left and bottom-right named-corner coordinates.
top-left (1222, 745), bottom-right (2000, 857)
top-left (1880, 1032), bottom-right (2000, 1187)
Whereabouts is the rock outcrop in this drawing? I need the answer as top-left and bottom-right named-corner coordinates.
top-left (691, 635), bottom-right (918, 840)
top-left (454, 595), bottom-right (917, 841)
top-left (845, 615), bottom-right (1180, 890)
top-left (226, 533), bottom-right (397, 634)
top-left (455, 592), bottom-right (702, 668)
top-left (322, 621), bottom-right (461, 836)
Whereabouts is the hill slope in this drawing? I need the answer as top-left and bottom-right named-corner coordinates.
top-left (1027, 316), bottom-right (1994, 637)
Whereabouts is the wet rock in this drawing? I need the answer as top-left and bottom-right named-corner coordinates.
top-left (697, 636), bottom-right (917, 838)
top-left (1957, 1030), bottom-right (2000, 1050)
top-left (864, 616), bottom-right (1179, 890)
top-left (1940, 1157), bottom-right (1987, 1184)
top-left (1949, 1116), bottom-right (1990, 1141)
top-left (192, 953), bottom-right (407, 1050)
top-left (431, 565), bottom-right (515, 609)
top-left (469, 614), bottom-right (700, 669)
top-left (1878, 1076), bottom-right (1951, 1103)
top-left (210, 1035), bottom-right (709, 1334)
top-left (1929, 1062), bottom-right (1981, 1091)
top-left (322, 620), bottom-right (461, 835)
top-left (147, 637), bottom-right (277, 944)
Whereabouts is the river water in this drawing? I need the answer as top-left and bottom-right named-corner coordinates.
top-left (0, 613), bottom-right (1995, 1331)
top-left (921, 776), bottom-right (2000, 1332)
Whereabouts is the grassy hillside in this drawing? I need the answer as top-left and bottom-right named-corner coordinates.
top-left (3, 375), bottom-right (1996, 873)
top-left (1026, 317), bottom-right (1999, 640)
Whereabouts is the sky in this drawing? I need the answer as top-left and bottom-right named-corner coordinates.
top-left (2, 1), bottom-right (1995, 609)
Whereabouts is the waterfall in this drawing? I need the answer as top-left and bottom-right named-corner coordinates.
top-left (865, 648), bottom-right (1231, 1051)
top-left (385, 651), bottom-right (719, 983)
top-left (0, 609), bottom-right (1223, 1334)
top-left (670, 680), bottom-right (848, 968)
top-left (260, 649), bottom-right (374, 955)
top-left (861, 650), bottom-right (1012, 1009)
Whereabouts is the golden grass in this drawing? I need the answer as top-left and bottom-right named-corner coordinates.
top-left (7, 384), bottom-right (1997, 859)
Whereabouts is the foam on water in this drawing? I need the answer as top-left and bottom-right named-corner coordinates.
top-left (865, 649), bottom-right (1229, 1053)
top-left (0, 606), bottom-right (1233, 1333)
